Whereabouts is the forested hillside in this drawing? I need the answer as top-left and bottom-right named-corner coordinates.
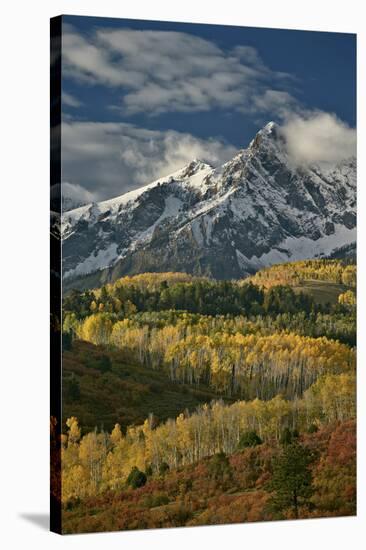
top-left (56, 259), bottom-right (356, 532)
top-left (63, 340), bottom-right (233, 432)
top-left (59, 418), bottom-right (356, 532)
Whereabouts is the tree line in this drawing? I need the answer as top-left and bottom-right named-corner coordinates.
top-left (96, 309), bottom-right (355, 346)
top-left (247, 259), bottom-right (356, 289)
top-left (64, 276), bottom-right (325, 321)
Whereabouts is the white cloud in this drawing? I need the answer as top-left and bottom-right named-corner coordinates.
top-left (62, 25), bottom-right (296, 116)
top-left (61, 181), bottom-right (97, 204)
top-left (60, 26), bottom-right (356, 195)
top-left (62, 92), bottom-right (82, 108)
top-left (252, 90), bottom-right (299, 118)
top-left (231, 45), bottom-right (264, 67)
top-left (280, 112), bottom-right (356, 167)
top-left (61, 121), bottom-right (237, 200)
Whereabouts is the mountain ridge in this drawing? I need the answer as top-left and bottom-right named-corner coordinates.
top-left (61, 122), bottom-right (356, 288)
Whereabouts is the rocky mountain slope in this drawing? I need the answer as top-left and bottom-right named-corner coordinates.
top-left (61, 122), bottom-right (356, 287)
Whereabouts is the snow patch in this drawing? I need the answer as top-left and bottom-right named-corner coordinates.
top-left (131, 195), bottom-right (182, 248)
top-left (64, 195), bottom-right (183, 279)
top-left (190, 219), bottom-right (205, 246)
top-left (64, 242), bottom-right (119, 278)
top-left (236, 225), bottom-right (356, 272)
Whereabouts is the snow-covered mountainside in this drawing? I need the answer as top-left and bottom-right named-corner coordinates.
top-left (61, 122), bottom-right (356, 287)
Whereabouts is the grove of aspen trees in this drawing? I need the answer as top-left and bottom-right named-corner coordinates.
top-left (56, 259), bottom-right (356, 531)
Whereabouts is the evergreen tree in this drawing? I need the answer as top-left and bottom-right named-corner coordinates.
top-left (127, 466), bottom-right (147, 489)
top-left (208, 452), bottom-right (233, 486)
top-left (268, 442), bottom-right (314, 518)
top-left (280, 427), bottom-right (299, 446)
top-left (238, 430), bottom-right (262, 449)
top-left (66, 376), bottom-right (80, 402)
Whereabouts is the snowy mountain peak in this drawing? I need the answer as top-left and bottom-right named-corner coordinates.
top-left (257, 120), bottom-right (282, 143)
top-left (191, 158), bottom-right (208, 167)
top-left (179, 158), bottom-right (213, 178)
top-left (261, 120), bottom-right (278, 133)
top-left (62, 122), bottom-right (356, 287)
top-left (246, 120), bottom-right (282, 153)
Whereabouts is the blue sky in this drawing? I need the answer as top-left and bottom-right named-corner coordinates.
top-left (60, 15), bottom-right (356, 202)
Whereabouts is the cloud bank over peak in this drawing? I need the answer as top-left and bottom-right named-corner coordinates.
top-left (61, 121), bottom-right (237, 201)
top-left (61, 114), bottom-right (356, 204)
top-left (280, 112), bottom-right (356, 167)
top-left (60, 22), bottom-right (356, 199)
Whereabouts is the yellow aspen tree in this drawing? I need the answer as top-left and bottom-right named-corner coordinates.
top-left (110, 423), bottom-right (123, 446)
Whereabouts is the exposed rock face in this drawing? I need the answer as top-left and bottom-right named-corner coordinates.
top-left (61, 122), bottom-right (356, 288)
